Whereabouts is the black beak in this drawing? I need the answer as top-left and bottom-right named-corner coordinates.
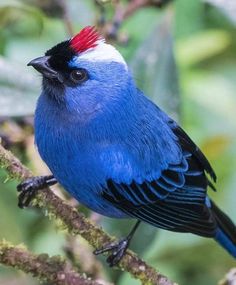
top-left (27, 56), bottom-right (58, 79)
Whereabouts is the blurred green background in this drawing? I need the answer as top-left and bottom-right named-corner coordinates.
top-left (0, 0), bottom-right (236, 284)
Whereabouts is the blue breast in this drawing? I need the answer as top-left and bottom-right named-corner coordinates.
top-left (34, 94), bottom-right (128, 218)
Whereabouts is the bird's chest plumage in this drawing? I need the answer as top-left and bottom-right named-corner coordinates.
top-left (34, 104), bottom-right (127, 217)
top-left (35, 119), bottom-right (100, 189)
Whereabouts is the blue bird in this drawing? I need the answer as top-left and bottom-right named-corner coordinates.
top-left (18, 26), bottom-right (236, 266)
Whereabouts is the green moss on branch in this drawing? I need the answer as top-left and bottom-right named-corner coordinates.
top-left (0, 240), bottom-right (101, 285)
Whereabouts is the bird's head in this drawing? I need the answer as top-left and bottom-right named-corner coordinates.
top-left (29, 27), bottom-right (133, 118)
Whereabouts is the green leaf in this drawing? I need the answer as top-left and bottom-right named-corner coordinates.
top-left (129, 11), bottom-right (180, 120)
top-left (176, 30), bottom-right (231, 67)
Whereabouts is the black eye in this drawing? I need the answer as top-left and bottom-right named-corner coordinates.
top-left (70, 69), bottom-right (88, 84)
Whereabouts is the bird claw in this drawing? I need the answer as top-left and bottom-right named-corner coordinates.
top-left (93, 238), bottom-right (129, 267)
top-left (17, 186), bottom-right (37, 209)
top-left (17, 175), bottom-right (56, 209)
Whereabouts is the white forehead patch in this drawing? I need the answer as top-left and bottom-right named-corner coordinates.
top-left (78, 41), bottom-right (127, 68)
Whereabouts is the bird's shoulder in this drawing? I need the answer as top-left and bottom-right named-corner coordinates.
top-left (100, 96), bottom-right (216, 184)
top-left (99, 99), bottom-right (216, 206)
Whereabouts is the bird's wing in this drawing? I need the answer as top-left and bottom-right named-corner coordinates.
top-left (101, 116), bottom-right (217, 237)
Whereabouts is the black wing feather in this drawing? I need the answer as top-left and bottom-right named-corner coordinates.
top-left (171, 124), bottom-right (217, 182)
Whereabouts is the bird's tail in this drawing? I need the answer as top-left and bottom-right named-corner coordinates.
top-left (211, 200), bottom-right (236, 258)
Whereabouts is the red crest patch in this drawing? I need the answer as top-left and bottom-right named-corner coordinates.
top-left (70, 26), bottom-right (101, 53)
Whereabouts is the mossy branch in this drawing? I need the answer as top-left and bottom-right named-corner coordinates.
top-left (0, 143), bottom-right (177, 285)
top-left (0, 240), bottom-right (101, 285)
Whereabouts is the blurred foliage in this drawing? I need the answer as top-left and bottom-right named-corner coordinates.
top-left (130, 10), bottom-right (180, 120)
top-left (204, 0), bottom-right (236, 25)
top-left (0, 0), bottom-right (236, 285)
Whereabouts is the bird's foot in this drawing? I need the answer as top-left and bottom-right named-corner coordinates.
top-left (17, 175), bottom-right (57, 208)
top-left (94, 238), bottom-right (130, 267)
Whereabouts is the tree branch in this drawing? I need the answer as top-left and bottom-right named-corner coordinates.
top-left (0, 143), bottom-right (177, 285)
top-left (0, 240), bottom-right (101, 285)
top-left (96, 0), bottom-right (172, 42)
